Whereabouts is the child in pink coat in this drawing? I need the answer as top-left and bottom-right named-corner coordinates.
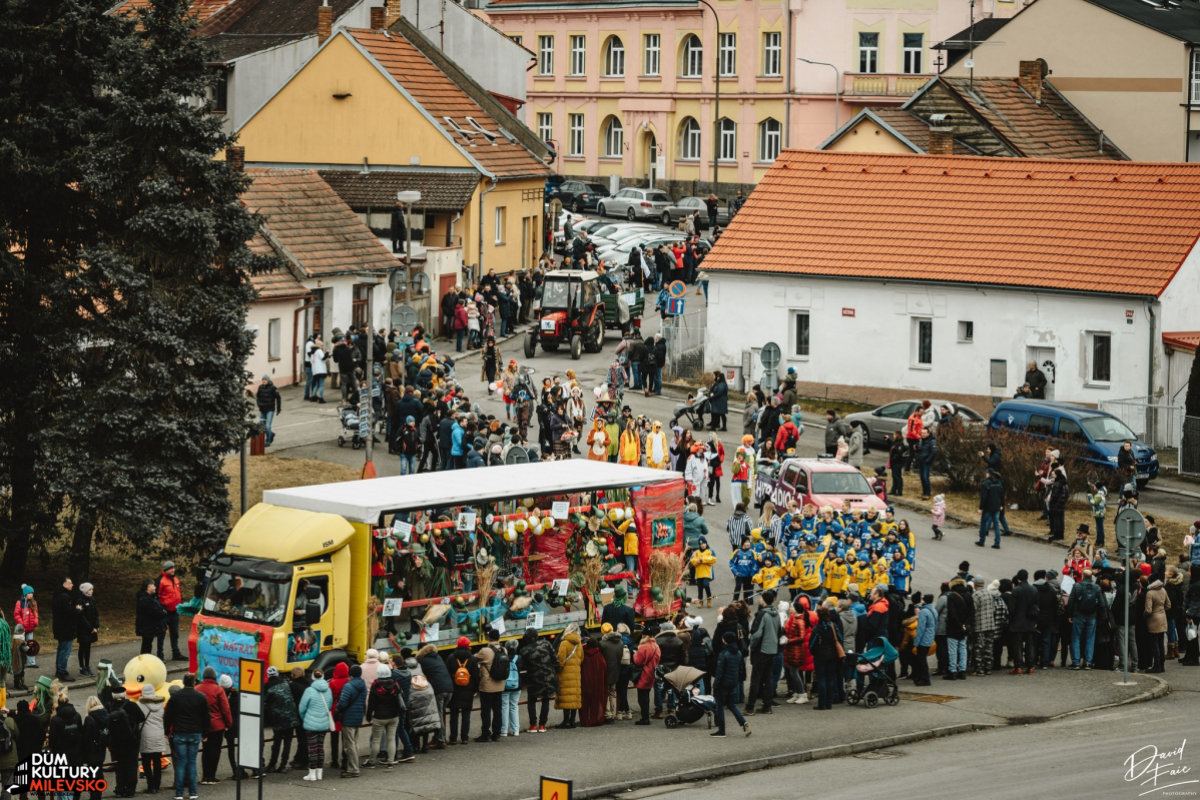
top-left (931, 494), bottom-right (946, 541)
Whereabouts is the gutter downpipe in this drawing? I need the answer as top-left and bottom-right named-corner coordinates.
top-left (478, 174), bottom-right (498, 284)
top-left (785, 7), bottom-right (793, 148)
top-left (1146, 298), bottom-right (1157, 401)
top-left (291, 294), bottom-right (315, 384)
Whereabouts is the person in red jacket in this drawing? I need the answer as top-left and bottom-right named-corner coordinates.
top-left (327, 662), bottom-right (352, 771)
top-left (453, 300), bottom-right (468, 353)
top-left (13, 585), bottom-right (39, 667)
top-left (632, 628), bottom-right (660, 726)
top-left (198, 666), bottom-right (233, 784)
top-left (157, 561), bottom-right (185, 662)
top-left (783, 597), bottom-right (816, 704)
top-left (774, 419), bottom-right (801, 455)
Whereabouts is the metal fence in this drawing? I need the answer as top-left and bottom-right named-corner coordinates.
top-left (661, 298), bottom-right (706, 380)
top-left (1182, 415), bottom-right (1200, 476)
top-left (1098, 397), bottom-right (1185, 452)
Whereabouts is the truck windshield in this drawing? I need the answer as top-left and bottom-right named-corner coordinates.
top-left (810, 472), bottom-right (874, 495)
top-left (202, 570), bottom-right (291, 626)
top-left (542, 279), bottom-right (577, 309)
top-left (1080, 416), bottom-right (1138, 443)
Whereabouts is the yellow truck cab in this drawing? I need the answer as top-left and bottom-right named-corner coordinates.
top-left (188, 460), bottom-right (685, 684)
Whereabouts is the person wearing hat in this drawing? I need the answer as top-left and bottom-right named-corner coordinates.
top-left (255, 375), bottom-right (282, 448)
top-left (602, 585), bottom-right (636, 632)
top-left (977, 468), bottom-right (1005, 550)
top-left (107, 681), bottom-right (144, 796)
top-left (443, 637), bottom-right (479, 744)
top-left (157, 561), bottom-right (185, 662)
top-left (76, 582), bottom-right (100, 678)
top-left (197, 665), bottom-right (232, 783)
top-left (13, 585), bottom-right (39, 669)
top-left (710, 630), bottom-right (749, 738)
top-left (264, 666), bottom-right (301, 774)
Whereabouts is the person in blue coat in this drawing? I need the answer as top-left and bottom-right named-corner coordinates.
top-left (335, 666), bottom-right (368, 777)
top-left (710, 632), bottom-right (749, 738)
top-left (913, 594), bottom-right (936, 685)
top-left (707, 371), bottom-right (729, 432)
top-left (449, 416), bottom-right (467, 469)
top-left (729, 539), bottom-right (760, 602)
top-left (297, 671), bottom-right (333, 782)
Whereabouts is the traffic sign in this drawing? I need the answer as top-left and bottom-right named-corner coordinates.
top-left (391, 304), bottom-right (418, 332)
top-left (668, 281), bottom-right (686, 298)
top-left (1115, 506), bottom-right (1147, 550)
top-left (237, 658), bottom-right (264, 773)
top-left (388, 268), bottom-right (409, 294)
top-left (666, 297), bottom-right (685, 316)
top-left (760, 342), bottom-right (782, 369)
top-left (541, 777), bottom-right (573, 800)
top-left (411, 271), bottom-right (430, 295)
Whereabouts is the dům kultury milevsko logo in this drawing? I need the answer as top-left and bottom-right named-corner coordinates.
top-left (6, 753), bottom-right (108, 796)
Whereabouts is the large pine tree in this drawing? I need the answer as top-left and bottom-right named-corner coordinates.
top-left (0, 0), bottom-right (269, 583)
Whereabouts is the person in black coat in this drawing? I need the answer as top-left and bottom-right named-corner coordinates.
top-left (710, 633), bottom-right (748, 736)
top-left (83, 698), bottom-right (110, 796)
top-left (443, 641), bottom-right (479, 744)
top-left (76, 583), bottom-right (100, 677)
top-left (1033, 570), bottom-right (1059, 669)
top-left (1008, 570), bottom-right (1039, 673)
top-left (1024, 362), bottom-right (1047, 399)
top-left (1047, 468), bottom-right (1069, 540)
top-left (15, 701), bottom-right (45, 765)
top-left (52, 578), bottom-right (80, 681)
top-left (287, 667), bottom-right (313, 769)
top-left (390, 203), bottom-right (407, 254)
top-left (47, 696), bottom-right (84, 767)
top-left (708, 371), bottom-right (729, 431)
top-left (135, 579), bottom-right (167, 656)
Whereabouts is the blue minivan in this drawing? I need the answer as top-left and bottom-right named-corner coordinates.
top-left (988, 399), bottom-right (1159, 487)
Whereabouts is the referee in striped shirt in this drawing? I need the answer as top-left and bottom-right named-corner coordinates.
top-left (727, 504), bottom-right (754, 550)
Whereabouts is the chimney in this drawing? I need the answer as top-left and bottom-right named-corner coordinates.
top-left (317, 0), bottom-right (332, 45)
top-left (370, 6), bottom-right (386, 29)
top-left (386, 0), bottom-right (401, 26)
top-left (1018, 60), bottom-right (1042, 101)
top-left (225, 146), bottom-right (245, 172)
top-left (926, 113), bottom-right (954, 156)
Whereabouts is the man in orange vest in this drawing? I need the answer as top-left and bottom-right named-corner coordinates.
top-left (158, 561), bottom-right (186, 661)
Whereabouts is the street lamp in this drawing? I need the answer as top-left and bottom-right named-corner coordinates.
top-left (394, 189), bottom-right (421, 348)
top-left (798, 57), bottom-right (842, 132)
top-left (696, 0), bottom-right (720, 192)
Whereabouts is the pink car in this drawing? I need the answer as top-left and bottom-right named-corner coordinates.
top-left (753, 457), bottom-right (887, 512)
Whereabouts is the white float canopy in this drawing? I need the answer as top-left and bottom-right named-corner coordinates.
top-left (261, 460), bottom-right (676, 524)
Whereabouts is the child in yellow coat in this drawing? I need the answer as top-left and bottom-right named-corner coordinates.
top-left (690, 537), bottom-right (717, 607)
top-left (752, 553), bottom-right (786, 592)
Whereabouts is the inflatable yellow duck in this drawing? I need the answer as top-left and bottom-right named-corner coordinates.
top-left (122, 654), bottom-right (182, 701)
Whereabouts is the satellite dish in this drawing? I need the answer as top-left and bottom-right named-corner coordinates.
top-left (505, 447), bottom-right (529, 465)
top-left (391, 304), bottom-right (418, 332)
top-left (760, 342), bottom-right (782, 370)
top-left (410, 272), bottom-right (430, 295)
top-left (388, 268), bottom-right (409, 294)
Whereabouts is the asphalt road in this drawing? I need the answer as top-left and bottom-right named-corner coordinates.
top-left (619, 687), bottom-right (1200, 800)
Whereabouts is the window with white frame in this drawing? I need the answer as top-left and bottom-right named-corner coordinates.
top-left (1089, 332), bottom-right (1112, 383)
top-left (719, 32), bottom-right (736, 77)
top-left (758, 118), bottom-right (781, 162)
top-left (510, 34), bottom-right (523, 46)
top-left (570, 35), bottom-right (586, 76)
top-left (605, 37), bottom-right (625, 77)
top-left (1192, 51), bottom-right (1200, 104)
top-left (267, 318), bottom-right (281, 360)
top-left (718, 118), bottom-right (736, 160)
top-left (644, 33), bottom-right (661, 75)
top-left (763, 31), bottom-right (781, 76)
top-left (494, 206), bottom-right (507, 244)
top-left (537, 112), bottom-right (553, 144)
top-left (859, 32), bottom-right (879, 74)
top-left (604, 117), bottom-right (624, 157)
top-left (538, 35), bottom-right (554, 75)
top-left (903, 33), bottom-right (923, 74)
top-left (568, 113), bottom-right (584, 156)
top-left (682, 35), bottom-right (703, 77)
top-left (794, 312), bottom-right (810, 358)
top-left (912, 317), bottom-right (932, 366)
top-left (680, 117), bottom-right (701, 160)
top-left (957, 320), bottom-right (973, 342)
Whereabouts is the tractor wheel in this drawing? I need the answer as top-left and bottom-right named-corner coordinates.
top-left (583, 317), bottom-right (604, 353)
top-left (570, 335), bottom-right (583, 360)
top-left (523, 333), bottom-right (536, 359)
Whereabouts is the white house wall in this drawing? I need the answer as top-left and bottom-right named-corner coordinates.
top-left (705, 273), bottom-right (1157, 411)
top-left (247, 297), bottom-right (305, 386)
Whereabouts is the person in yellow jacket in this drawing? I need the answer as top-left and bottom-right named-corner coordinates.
top-left (621, 520), bottom-right (639, 579)
top-left (586, 418), bottom-right (609, 461)
top-left (871, 552), bottom-right (890, 588)
top-left (645, 421), bottom-right (669, 469)
top-left (752, 553), bottom-right (786, 592)
top-left (824, 556), bottom-right (850, 597)
top-left (616, 419), bottom-right (640, 466)
top-left (689, 537), bottom-right (717, 607)
top-left (851, 554), bottom-right (875, 595)
top-left (603, 413), bottom-right (622, 463)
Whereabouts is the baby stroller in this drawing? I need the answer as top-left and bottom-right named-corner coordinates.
top-left (337, 402), bottom-right (366, 449)
top-left (844, 636), bottom-right (900, 709)
top-left (659, 665), bottom-right (715, 729)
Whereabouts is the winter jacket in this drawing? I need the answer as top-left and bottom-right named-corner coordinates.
top-left (973, 588), bottom-right (998, 632)
top-left (808, 620), bottom-right (842, 663)
top-left (686, 626), bottom-right (711, 672)
top-left (599, 632), bottom-right (625, 685)
top-left (656, 631), bottom-right (686, 671)
top-left (1034, 580), bottom-right (1059, 630)
top-left (518, 635), bottom-right (558, 697)
top-left (47, 701), bottom-right (84, 765)
top-left (416, 644), bottom-right (455, 695)
top-left (840, 608), bottom-right (859, 648)
top-left (709, 380), bottom-right (729, 415)
top-left (476, 644), bottom-right (508, 694)
top-left (198, 678), bottom-right (233, 733)
top-left (83, 708), bottom-right (110, 765)
top-left (298, 679), bottom-right (334, 732)
top-left (860, 598), bottom-right (890, 648)
top-left (335, 676), bottom-right (367, 728)
top-left (979, 476), bottom-right (1005, 513)
top-left (555, 631), bottom-right (584, 710)
top-left (600, 602), bottom-right (636, 633)
top-left (444, 647), bottom-right (480, 710)
top-left (405, 663), bottom-right (441, 735)
top-left (13, 597), bottom-right (38, 633)
top-left (0, 716), bottom-right (18, 771)
top-left (1009, 582), bottom-right (1039, 634)
top-left (15, 709), bottom-right (44, 763)
top-left (264, 675), bottom-right (301, 730)
top-left (1144, 580), bottom-right (1171, 634)
top-left (945, 589), bottom-right (973, 640)
top-left (915, 435), bottom-right (937, 466)
top-left (158, 571), bottom-right (184, 614)
top-left (682, 510), bottom-right (708, 548)
top-left (76, 593), bottom-right (99, 644)
top-left (712, 643), bottom-right (743, 695)
top-left (52, 588), bottom-right (78, 642)
top-left (256, 380), bottom-right (282, 414)
top-left (824, 413), bottom-right (850, 448)
top-left (633, 637), bottom-right (660, 691)
top-left (914, 604), bottom-right (936, 648)
top-left (135, 590), bottom-right (166, 638)
top-left (749, 604), bottom-right (781, 656)
top-left (365, 677), bottom-right (402, 721)
top-left (691, 547), bottom-right (717, 580)
top-left (1067, 579), bottom-right (1106, 620)
top-left (162, 686), bottom-right (209, 736)
top-left (1048, 474), bottom-right (1069, 513)
top-left (784, 612), bottom-right (814, 670)
top-left (138, 688), bottom-right (167, 755)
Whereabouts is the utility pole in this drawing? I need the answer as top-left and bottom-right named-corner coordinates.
top-left (697, 0), bottom-right (719, 192)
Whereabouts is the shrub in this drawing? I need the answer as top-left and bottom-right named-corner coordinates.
top-left (935, 426), bottom-right (1091, 511)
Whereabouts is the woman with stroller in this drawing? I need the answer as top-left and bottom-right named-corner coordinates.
top-left (809, 607), bottom-right (844, 711)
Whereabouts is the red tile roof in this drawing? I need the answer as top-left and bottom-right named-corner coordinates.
top-left (112, 0), bottom-right (233, 24)
top-left (242, 168), bottom-right (398, 278)
top-left (859, 108), bottom-right (977, 156)
top-left (1163, 332), bottom-right (1200, 352)
top-left (347, 28), bottom-right (549, 179)
top-left (249, 261), bottom-right (310, 300)
top-left (703, 150), bottom-right (1200, 297)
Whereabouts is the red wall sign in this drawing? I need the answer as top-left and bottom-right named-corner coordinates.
top-left (842, 308), bottom-right (856, 317)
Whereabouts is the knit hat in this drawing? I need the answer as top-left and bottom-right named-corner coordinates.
top-left (486, 627), bottom-right (500, 642)
top-left (21, 584), bottom-right (33, 596)
top-left (218, 674), bottom-right (233, 689)
top-left (162, 560), bottom-right (175, 571)
top-left (377, 665), bottom-right (392, 679)
top-left (203, 666), bottom-right (217, 680)
top-left (350, 665), bottom-right (363, 678)
top-left (457, 636), bottom-right (471, 647)
top-left (600, 623), bottom-right (613, 634)
top-left (80, 583), bottom-right (93, 595)
top-left (266, 667), bottom-right (279, 678)
top-left (722, 631), bottom-right (738, 644)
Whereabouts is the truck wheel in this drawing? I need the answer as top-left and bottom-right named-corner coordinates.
top-left (570, 334), bottom-right (583, 360)
top-left (524, 333), bottom-right (536, 359)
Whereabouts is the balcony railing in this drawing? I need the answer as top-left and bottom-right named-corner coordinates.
top-left (843, 72), bottom-right (931, 97)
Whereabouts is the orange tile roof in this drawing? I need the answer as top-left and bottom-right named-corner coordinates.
top-left (347, 28), bottom-right (549, 180)
top-left (242, 168), bottom-right (398, 278)
top-left (703, 150), bottom-right (1200, 297)
top-left (249, 259), bottom-right (310, 300)
top-left (1162, 331), bottom-right (1200, 352)
top-left (112, 0), bottom-right (233, 23)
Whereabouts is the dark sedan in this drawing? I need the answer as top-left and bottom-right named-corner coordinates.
top-left (659, 196), bottom-right (730, 227)
top-left (551, 180), bottom-right (611, 213)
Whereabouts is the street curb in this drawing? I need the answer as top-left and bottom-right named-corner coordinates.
top-left (7, 662), bottom-right (191, 699)
top-left (514, 723), bottom-right (996, 800)
top-left (888, 496), bottom-right (1070, 551)
top-left (1045, 673), bottom-right (1171, 721)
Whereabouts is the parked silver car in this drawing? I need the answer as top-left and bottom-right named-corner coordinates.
top-left (660, 196), bottom-right (731, 227)
top-left (843, 400), bottom-right (986, 447)
top-left (597, 188), bottom-right (674, 221)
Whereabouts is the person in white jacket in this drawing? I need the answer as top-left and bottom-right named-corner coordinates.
top-left (684, 445), bottom-right (709, 499)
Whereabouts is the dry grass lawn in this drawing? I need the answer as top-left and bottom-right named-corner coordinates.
top-left (223, 453), bottom-right (358, 527)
